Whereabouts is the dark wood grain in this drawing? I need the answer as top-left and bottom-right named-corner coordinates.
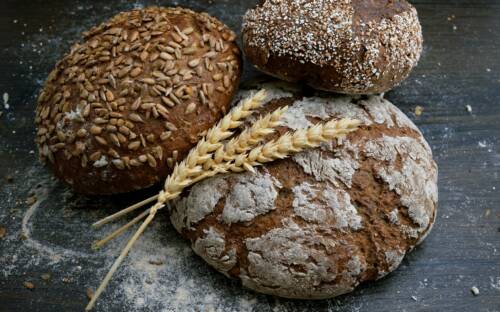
top-left (0, 1), bottom-right (499, 312)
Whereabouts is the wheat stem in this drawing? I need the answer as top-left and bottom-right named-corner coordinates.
top-left (92, 209), bottom-right (150, 250)
top-left (85, 202), bottom-right (163, 311)
top-left (92, 195), bottom-right (158, 229)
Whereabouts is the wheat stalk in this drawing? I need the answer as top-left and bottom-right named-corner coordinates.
top-left (90, 90), bottom-right (268, 229)
top-left (93, 106), bottom-right (289, 249)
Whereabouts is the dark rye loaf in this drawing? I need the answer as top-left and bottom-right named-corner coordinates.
top-left (243, 0), bottom-right (423, 94)
top-left (35, 7), bottom-right (241, 194)
top-left (170, 82), bottom-right (438, 299)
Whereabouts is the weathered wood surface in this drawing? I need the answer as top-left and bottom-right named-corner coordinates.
top-left (0, 1), bottom-right (499, 311)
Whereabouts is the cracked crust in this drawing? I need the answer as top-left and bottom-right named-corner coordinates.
top-left (170, 82), bottom-right (438, 299)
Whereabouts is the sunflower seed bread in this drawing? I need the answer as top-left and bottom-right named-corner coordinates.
top-left (170, 82), bottom-right (438, 299)
top-left (243, 0), bottom-right (423, 94)
top-left (35, 7), bottom-right (241, 194)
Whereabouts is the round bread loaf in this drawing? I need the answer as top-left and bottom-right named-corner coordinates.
top-left (35, 7), bottom-right (241, 194)
top-left (170, 82), bottom-right (438, 299)
top-left (242, 0), bottom-right (423, 94)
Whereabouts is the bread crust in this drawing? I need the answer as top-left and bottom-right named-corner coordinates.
top-left (243, 0), bottom-right (423, 94)
top-left (171, 82), bottom-right (438, 299)
top-left (35, 7), bottom-right (242, 194)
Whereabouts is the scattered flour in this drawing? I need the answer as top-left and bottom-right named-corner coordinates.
top-left (3, 92), bottom-right (9, 109)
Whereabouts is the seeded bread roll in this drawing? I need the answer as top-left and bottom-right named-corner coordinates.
top-left (242, 0), bottom-right (423, 94)
top-left (170, 82), bottom-right (438, 299)
top-left (35, 7), bottom-right (241, 194)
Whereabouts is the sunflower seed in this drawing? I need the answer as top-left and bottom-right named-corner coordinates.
top-left (112, 159), bottom-right (125, 170)
top-left (128, 113), bottom-right (144, 123)
top-left (116, 133), bottom-right (127, 144)
top-left (188, 59), bottom-right (200, 68)
top-left (89, 151), bottom-right (102, 162)
top-left (129, 158), bottom-right (141, 166)
top-left (141, 78), bottom-right (155, 85)
top-left (185, 102), bottom-right (196, 114)
top-left (153, 146), bottom-right (163, 160)
top-left (109, 133), bottom-right (120, 147)
top-left (146, 153), bottom-right (157, 168)
top-left (95, 136), bottom-right (108, 145)
top-left (130, 67), bottom-right (142, 77)
top-left (108, 148), bottom-right (120, 158)
top-left (77, 128), bottom-right (88, 137)
top-left (160, 131), bottom-right (172, 141)
top-left (165, 122), bottom-right (177, 131)
top-left (128, 141), bottom-right (141, 150)
top-left (131, 97), bottom-right (141, 110)
top-left (160, 52), bottom-right (174, 60)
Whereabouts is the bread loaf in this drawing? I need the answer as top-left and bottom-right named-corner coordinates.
top-left (170, 82), bottom-right (438, 299)
top-left (243, 0), bottom-right (423, 94)
top-left (35, 7), bottom-right (241, 194)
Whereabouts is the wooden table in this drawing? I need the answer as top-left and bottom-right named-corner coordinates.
top-left (0, 1), bottom-right (499, 311)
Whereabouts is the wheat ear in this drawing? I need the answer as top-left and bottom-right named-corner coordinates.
top-left (94, 106), bottom-right (289, 249)
top-left (206, 106), bottom-right (287, 170)
top-left (226, 118), bottom-right (361, 173)
top-left (90, 90), bottom-right (268, 229)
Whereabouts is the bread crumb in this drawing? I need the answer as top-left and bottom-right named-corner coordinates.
top-left (26, 195), bottom-right (37, 206)
top-left (148, 259), bottom-right (165, 266)
top-left (465, 105), bottom-right (472, 113)
top-left (470, 286), bottom-right (480, 296)
top-left (414, 105), bottom-right (423, 116)
top-left (62, 277), bottom-right (73, 284)
top-left (23, 281), bottom-right (35, 289)
top-left (86, 287), bottom-right (94, 300)
top-left (0, 226), bottom-right (6, 239)
top-left (41, 273), bottom-right (51, 281)
top-left (2, 92), bottom-right (9, 109)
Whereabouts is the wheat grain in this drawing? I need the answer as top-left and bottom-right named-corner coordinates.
top-left (207, 106), bottom-right (287, 170)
